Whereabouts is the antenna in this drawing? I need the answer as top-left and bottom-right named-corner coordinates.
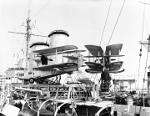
top-left (8, 0), bottom-right (48, 69)
top-left (139, 1), bottom-right (150, 5)
top-left (139, 35), bottom-right (150, 51)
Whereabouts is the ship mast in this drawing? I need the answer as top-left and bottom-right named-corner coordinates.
top-left (26, 1), bottom-right (31, 69)
top-left (8, 0), bottom-right (31, 69)
top-left (8, 0), bottom-right (47, 69)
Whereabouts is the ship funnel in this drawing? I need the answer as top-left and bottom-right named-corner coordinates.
top-left (48, 30), bottom-right (69, 64)
top-left (48, 30), bottom-right (69, 48)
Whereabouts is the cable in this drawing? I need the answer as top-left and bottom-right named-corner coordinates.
top-left (141, 1), bottom-right (146, 43)
top-left (93, 73), bottom-right (99, 83)
top-left (137, 48), bottom-right (142, 90)
top-left (138, 0), bottom-right (145, 86)
top-left (10, 36), bottom-right (16, 67)
top-left (80, 70), bottom-right (88, 78)
top-left (139, 46), bottom-right (149, 114)
top-left (144, 15), bottom-right (150, 35)
top-left (99, 0), bottom-right (113, 46)
top-left (139, 0), bottom-right (147, 114)
top-left (31, 0), bottom-right (52, 20)
top-left (73, 72), bottom-right (86, 93)
top-left (107, 0), bottom-right (126, 45)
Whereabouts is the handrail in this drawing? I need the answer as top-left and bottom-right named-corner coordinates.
top-left (14, 87), bottom-right (43, 95)
top-left (54, 101), bottom-right (73, 116)
top-left (37, 98), bottom-right (54, 116)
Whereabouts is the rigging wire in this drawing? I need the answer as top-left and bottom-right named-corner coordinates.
top-left (138, 1), bottom-right (147, 114)
top-left (107, 0), bottom-right (126, 45)
top-left (10, 35), bottom-right (16, 67)
top-left (78, 70), bottom-right (88, 79)
top-left (99, 0), bottom-right (113, 46)
top-left (73, 73), bottom-right (86, 92)
top-left (8, 24), bottom-right (27, 68)
top-left (31, 0), bottom-right (52, 21)
top-left (93, 73), bottom-right (99, 83)
top-left (135, 46), bottom-right (142, 114)
top-left (137, 1), bottom-right (146, 89)
top-left (144, 15), bottom-right (150, 35)
top-left (137, 48), bottom-right (142, 90)
top-left (139, 44), bottom-right (149, 114)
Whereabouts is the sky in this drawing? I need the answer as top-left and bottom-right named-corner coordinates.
top-left (0, 0), bottom-right (150, 82)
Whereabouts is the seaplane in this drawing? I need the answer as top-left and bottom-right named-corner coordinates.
top-left (83, 43), bottom-right (125, 92)
top-left (84, 43), bottom-right (124, 74)
top-left (18, 44), bottom-right (86, 84)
